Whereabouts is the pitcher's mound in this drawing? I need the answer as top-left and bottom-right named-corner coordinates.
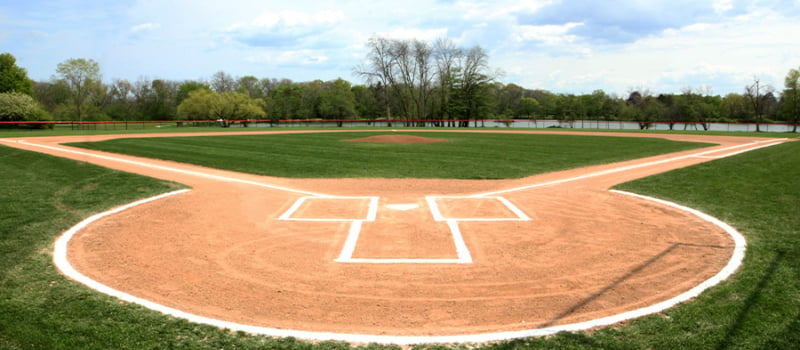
top-left (344, 135), bottom-right (448, 144)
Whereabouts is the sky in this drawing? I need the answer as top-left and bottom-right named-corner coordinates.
top-left (2, 0), bottom-right (799, 96)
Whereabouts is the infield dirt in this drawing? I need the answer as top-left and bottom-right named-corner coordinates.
top-left (1, 130), bottom-right (788, 340)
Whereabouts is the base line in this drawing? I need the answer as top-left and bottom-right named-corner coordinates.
top-left (475, 139), bottom-right (787, 197)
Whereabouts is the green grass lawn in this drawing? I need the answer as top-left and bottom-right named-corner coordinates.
top-left (66, 132), bottom-right (708, 179)
top-left (1, 134), bottom-right (798, 349)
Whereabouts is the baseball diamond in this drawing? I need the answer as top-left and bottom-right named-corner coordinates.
top-left (0, 131), bottom-right (789, 344)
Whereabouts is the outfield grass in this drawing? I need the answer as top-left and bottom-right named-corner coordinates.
top-left (1, 136), bottom-right (798, 349)
top-left (66, 132), bottom-right (708, 179)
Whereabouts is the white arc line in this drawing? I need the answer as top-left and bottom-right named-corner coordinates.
top-left (52, 188), bottom-right (748, 345)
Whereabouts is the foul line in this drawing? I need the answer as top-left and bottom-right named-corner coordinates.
top-left (2, 140), bottom-right (325, 197)
top-left (14, 134), bottom-right (779, 344)
top-left (474, 139), bottom-right (787, 197)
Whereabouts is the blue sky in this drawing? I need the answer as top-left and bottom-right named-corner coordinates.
top-left (2, 0), bottom-right (799, 95)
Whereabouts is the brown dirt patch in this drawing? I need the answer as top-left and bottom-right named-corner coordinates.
top-left (344, 134), bottom-right (448, 144)
top-left (0, 130), bottom-right (789, 343)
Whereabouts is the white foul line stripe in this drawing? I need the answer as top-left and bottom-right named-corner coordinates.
top-left (474, 139), bottom-right (788, 197)
top-left (8, 140), bottom-right (325, 197)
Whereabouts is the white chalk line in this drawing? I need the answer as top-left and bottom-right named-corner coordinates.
top-left (474, 138), bottom-right (788, 197)
top-left (18, 135), bottom-right (782, 344)
top-left (278, 196), bottom-right (379, 222)
top-left (5, 140), bottom-right (325, 197)
top-left (51, 188), bottom-right (748, 345)
top-left (281, 196), bottom-right (492, 264)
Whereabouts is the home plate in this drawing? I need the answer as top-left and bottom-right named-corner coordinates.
top-left (387, 203), bottom-right (419, 211)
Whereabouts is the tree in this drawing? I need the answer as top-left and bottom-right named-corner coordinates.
top-left (177, 89), bottom-right (265, 126)
top-left (721, 93), bottom-right (750, 121)
top-left (783, 67), bottom-right (800, 132)
top-left (518, 97), bottom-right (540, 119)
top-left (211, 71), bottom-right (236, 92)
top-left (216, 91), bottom-right (266, 126)
top-left (744, 77), bottom-right (775, 132)
top-left (351, 84), bottom-right (380, 119)
top-left (0, 53), bottom-right (33, 95)
top-left (237, 75), bottom-right (262, 98)
top-left (318, 78), bottom-right (356, 125)
top-left (625, 90), bottom-right (661, 129)
top-left (457, 45), bottom-right (496, 127)
top-left (355, 36), bottom-right (397, 122)
top-left (177, 89), bottom-right (215, 120)
top-left (176, 81), bottom-right (210, 105)
top-left (433, 38), bottom-right (462, 126)
top-left (54, 58), bottom-right (101, 122)
top-left (0, 92), bottom-right (52, 126)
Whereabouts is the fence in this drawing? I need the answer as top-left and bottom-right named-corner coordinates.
top-left (1, 119), bottom-right (798, 133)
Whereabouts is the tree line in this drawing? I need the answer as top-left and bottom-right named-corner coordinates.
top-left (1, 37), bottom-right (799, 131)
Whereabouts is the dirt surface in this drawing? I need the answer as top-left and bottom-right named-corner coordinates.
top-left (344, 134), bottom-right (448, 144)
top-left (0, 130), bottom-right (790, 341)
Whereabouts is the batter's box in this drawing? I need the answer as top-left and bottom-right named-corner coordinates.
top-left (279, 196), bottom-right (379, 222)
top-left (426, 196), bottom-right (531, 222)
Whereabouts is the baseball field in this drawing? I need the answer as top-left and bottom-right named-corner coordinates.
top-left (0, 129), bottom-right (798, 349)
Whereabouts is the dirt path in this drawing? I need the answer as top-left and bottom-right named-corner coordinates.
top-left (0, 130), bottom-right (790, 344)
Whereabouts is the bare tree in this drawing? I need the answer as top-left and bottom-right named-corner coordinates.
top-left (744, 77), bottom-right (775, 132)
top-left (412, 39), bottom-right (434, 126)
top-left (457, 45), bottom-right (497, 127)
top-left (433, 38), bottom-right (462, 126)
top-left (211, 71), bottom-right (237, 93)
top-left (388, 39), bottom-right (435, 125)
top-left (355, 36), bottom-right (398, 124)
top-left (356, 36), bottom-right (497, 127)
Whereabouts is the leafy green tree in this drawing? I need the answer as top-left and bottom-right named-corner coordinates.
top-left (0, 92), bottom-right (52, 126)
top-left (518, 97), bottom-right (540, 118)
top-left (237, 75), bottom-right (262, 98)
top-left (32, 80), bottom-right (70, 115)
top-left (783, 67), bottom-right (800, 132)
top-left (54, 58), bottom-right (101, 122)
top-left (216, 91), bottom-right (266, 125)
top-left (721, 93), bottom-right (750, 121)
top-left (176, 81), bottom-right (210, 105)
top-left (0, 53), bottom-right (33, 95)
top-left (143, 79), bottom-right (178, 120)
top-left (177, 89), bottom-right (265, 126)
top-left (177, 89), bottom-right (217, 120)
top-left (351, 84), bottom-right (380, 119)
top-left (265, 82), bottom-right (303, 120)
top-left (318, 78), bottom-right (356, 125)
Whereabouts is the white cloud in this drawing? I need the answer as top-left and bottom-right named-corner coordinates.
top-left (4, 0), bottom-right (799, 94)
top-left (713, 0), bottom-right (734, 13)
top-left (231, 9), bottom-right (345, 31)
top-left (130, 22), bottom-right (160, 33)
top-left (374, 28), bottom-right (449, 41)
top-left (515, 22), bottom-right (583, 45)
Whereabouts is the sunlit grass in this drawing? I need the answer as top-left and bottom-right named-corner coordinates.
top-left (67, 132), bottom-right (708, 179)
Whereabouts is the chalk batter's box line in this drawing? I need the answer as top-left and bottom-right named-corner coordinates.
top-left (425, 196), bottom-right (532, 222)
top-left (277, 196), bottom-right (379, 222)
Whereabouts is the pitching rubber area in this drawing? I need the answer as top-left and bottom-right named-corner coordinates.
top-left (0, 131), bottom-right (790, 344)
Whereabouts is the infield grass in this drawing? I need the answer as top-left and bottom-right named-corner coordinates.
top-left (66, 132), bottom-right (708, 179)
top-left (1, 137), bottom-right (798, 349)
